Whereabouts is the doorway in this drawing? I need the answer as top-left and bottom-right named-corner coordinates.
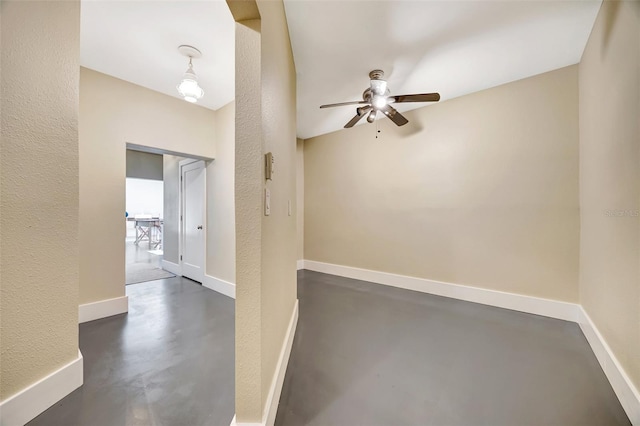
top-left (124, 147), bottom-right (208, 286)
top-left (125, 149), bottom-right (174, 285)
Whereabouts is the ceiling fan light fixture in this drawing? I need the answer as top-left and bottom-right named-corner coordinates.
top-left (370, 78), bottom-right (387, 96)
top-left (177, 45), bottom-right (204, 103)
top-left (372, 95), bottom-right (387, 109)
top-left (319, 69), bottom-right (440, 129)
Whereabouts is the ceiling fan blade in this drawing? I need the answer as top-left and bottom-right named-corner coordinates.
top-left (320, 100), bottom-right (369, 109)
top-left (390, 93), bottom-right (440, 103)
top-left (344, 106), bottom-right (372, 128)
top-left (380, 105), bottom-right (409, 126)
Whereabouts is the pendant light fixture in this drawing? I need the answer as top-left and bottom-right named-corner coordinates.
top-left (176, 45), bottom-right (204, 103)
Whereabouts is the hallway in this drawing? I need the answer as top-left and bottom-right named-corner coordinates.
top-left (28, 278), bottom-right (234, 426)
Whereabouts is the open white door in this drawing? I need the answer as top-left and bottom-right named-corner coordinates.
top-left (180, 160), bottom-right (205, 283)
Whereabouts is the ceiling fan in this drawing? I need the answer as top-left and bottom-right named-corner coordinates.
top-left (320, 70), bottom-right (440, 128)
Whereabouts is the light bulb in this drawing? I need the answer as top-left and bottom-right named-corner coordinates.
top-left (367, 110), bottom-right (377, 123)
top-left (177, 63), bottom-right (204, 103)
top-left (372, 95), bottom-right (387, 109)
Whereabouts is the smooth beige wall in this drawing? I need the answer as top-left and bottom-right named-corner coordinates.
top-left (579, 0), bottom-right (640, 389)
top-left (79, 67), bottom-right (216, 304)
top-left (1, 1), bottom-right (80, 399)
top-left (163, 155), bottom-right (186, 265)
top-left (296, 138), bottom-right (304, 261)
top-left (162, 101), bottom-right (236, 282)
top-left (207, 101), bottom-right (236, 283)
top-left (305, 66), bottom-right (580, 302)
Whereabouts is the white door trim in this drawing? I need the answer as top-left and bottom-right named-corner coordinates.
top-left (179, 159), bottom-right (207, 283)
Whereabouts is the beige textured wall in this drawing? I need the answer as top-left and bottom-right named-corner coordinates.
top-left (79, 68), bottom-right (216, 304)
top-left (207, 101), bottom-right (236, 283)
top-left (163, 155), bottom-right (186, 265)
top-left (0, 1), bottom-right (80, 399)
top-left (296, 138), bottom-right (304, 261)
top-left (233, 17), bottom-right (263, 421)
top-left (258, 0), bottom-right (297, 411)
top-left (231, 0), bottom-right (297, 420)
top-left (305, 66), bottom-right (580, 302)
top-left (579, 0), bottom-right (640, 389)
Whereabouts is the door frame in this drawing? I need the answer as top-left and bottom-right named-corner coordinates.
top-left (179, 158), bottom-right (207, 282)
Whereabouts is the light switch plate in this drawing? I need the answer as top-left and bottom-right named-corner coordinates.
top-left (265, 188), bottom-right (271, 216)
top-left (265, 152), bottom-right (274, 180)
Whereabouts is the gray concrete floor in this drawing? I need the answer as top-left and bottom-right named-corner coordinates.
top-left (126, 237), bottom-right (162, 268)
top-left (28, 277), bottom-right (235, 426)
top-left (276, 270), bottom-right (630, 426)
top-left (26, 269), bottom-right (630, 426)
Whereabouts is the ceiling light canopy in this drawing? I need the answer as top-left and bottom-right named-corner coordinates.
top-left (177, 45), bottom-right (204, 103)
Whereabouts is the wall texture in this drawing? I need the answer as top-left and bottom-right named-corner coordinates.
top-left (0, 1), bottom-right (80, 399)
top-left (258, 0), bottom-right (298, 412)
top-left (126, 150), bottom-right (163, 181)
top-left (230, 0), bottom-right (297, 421)
top-left (79, 68), bottom-right (216, 304)
top-left (305, 65), bottom-right (580, 302)
top-left (207, 101), bottom-right (236, 283)
top-left (579, 0), bottom-right (640, 390)
top-left (233, 16), bottom-right (264, 421)
top-left (296, 138), bottom-right (304, 261)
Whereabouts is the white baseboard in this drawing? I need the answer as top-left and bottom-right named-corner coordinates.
top-left (263, 299), bottom-right (298, 426)
top-left (161, 259), bottom-right (182, 276)
top-left (78, 296), bottom-right (128, 324)
top-left (0, 350), bottom-right (83, 426)
top-left (578, 307), bottom-right (640, 424)
top-left (229, 415), bottom-right (261, 426)
top-left (302, 260), bottom-right (578, 322)
top-left (230, 300), bottom-right (299, 426)
top-left (296, 260), bottom-right (304, 271)
top-left (203, 275), bottom-right (236, 299)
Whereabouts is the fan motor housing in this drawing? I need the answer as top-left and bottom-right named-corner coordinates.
top-left (369, 69), bottom-right (384, 80)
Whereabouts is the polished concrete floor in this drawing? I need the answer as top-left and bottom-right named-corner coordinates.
top-left (125, 238), bottom-right (170, 285)
top-left (126, 237), bottom-right (162, 268)
top-left (26, 269), bottom-right (630, 426)
top-left (28, 277), bottom-right (235, 426)
top-left (276, 270), bottom-right (630, 426)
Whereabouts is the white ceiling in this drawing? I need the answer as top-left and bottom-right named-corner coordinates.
top-left (80, 1), bottom-right (601, 135)
top-left (283, 0), bottom-right (602, 139)
top-left (80, 0), bottom-right (235, 111)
